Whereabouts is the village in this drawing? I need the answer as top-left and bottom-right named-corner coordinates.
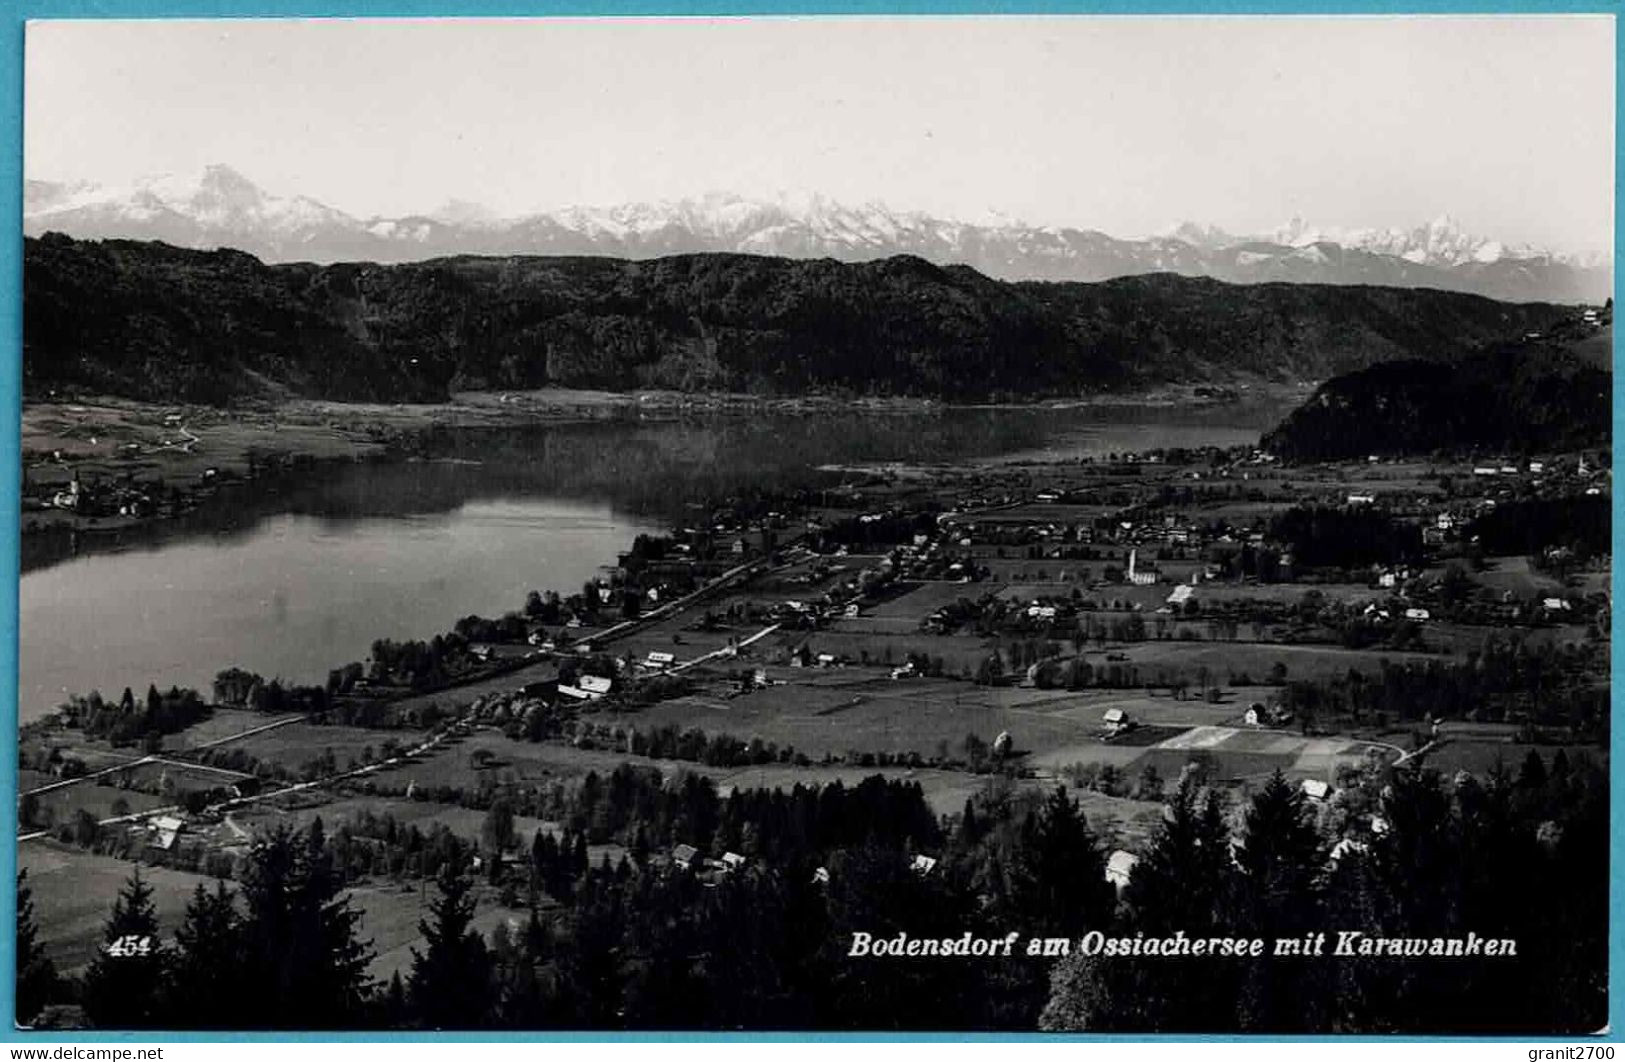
top-left (17, 431), bottom-right (1612, 984)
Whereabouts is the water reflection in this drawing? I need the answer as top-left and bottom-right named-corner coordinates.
top-left (18, 405), bottom-right (1282, 724)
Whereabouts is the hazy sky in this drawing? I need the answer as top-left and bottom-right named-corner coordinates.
top-left (25, 16), bottom-right (1616, 250)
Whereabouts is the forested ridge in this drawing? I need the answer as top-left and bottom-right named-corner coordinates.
top-left (1262, 342), bottom-right (1611, 461)
top-left (25, 233), bottom-right (1573, 404)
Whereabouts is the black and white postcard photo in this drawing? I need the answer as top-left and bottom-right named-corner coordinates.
top-left (12, 14), bottom-right (1614, 1036)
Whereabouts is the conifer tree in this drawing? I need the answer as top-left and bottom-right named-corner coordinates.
top-left (379, 972), bottom-right (409, 1029)
top-left (164, 882), bottom-right (242, 1027)
top-left (236, 825), bottom-right (373, 1028)
top-left (1234, 770), bottom-right (1324, 932)
top-left (1124, 774), bottom-right (1234, 932)
top-left (1122, 776), bottom-right (1240, 1029)
top-left (1232, 770), bottom-right (1327, 1032)
top-left (82, 867), bottom-right (168, 1028)
top-left (496, 908), bottom-right (553, 1028)
top-left (1009, 787), bottom-right (1113, 939)
top-left (407, 866), bottom-right (494, 1028)
top-left (15, 870), bottom-right (59, 1025)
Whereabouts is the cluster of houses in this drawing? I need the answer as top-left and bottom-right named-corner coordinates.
top-left (1243, 701), bottom-right (1294, 728)
top-left (30, 473), bottom-right (160, 519)
top-left (655, 513), bottom-right (794, 568)
top-left (453, 671), bottom-right (623, 728)
top-left (668, 847), bottom-right (945, 891)
top-left (669, 843), bottom-right (749, 885)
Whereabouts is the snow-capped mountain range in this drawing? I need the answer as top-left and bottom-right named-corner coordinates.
top-left (24, 165), bottom-right (1612, 304)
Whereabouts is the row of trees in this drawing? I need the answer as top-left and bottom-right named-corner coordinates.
top-left (21, 753), bottom-right (1606, 1032)
top-left (1279, 639), bottom-right (1608, 734)
top-left (59, 685), bottom-right (211, 748)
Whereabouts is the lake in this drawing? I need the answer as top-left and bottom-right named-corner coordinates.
top-left (17, 403), bottom-right (1284, 725)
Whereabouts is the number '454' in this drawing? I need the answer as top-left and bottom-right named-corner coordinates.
top-left (105, 934), bottom-right (153, 957)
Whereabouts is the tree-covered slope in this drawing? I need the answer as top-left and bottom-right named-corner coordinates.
top-left (1261, 340), bottom-right (1611, 461)
top-left (24, 233), bottom-right (1577, 404)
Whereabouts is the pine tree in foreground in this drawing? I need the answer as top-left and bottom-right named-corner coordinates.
top-left (15, 869), bottom-right (59, 1025)
top-left (407, 864), bottom-right (495, 1028)
top-left (236, 824), bottom-right (374, 1028)
top-left (164, 882), bottom-right (243, 1027)
top-left (81, 867), bottom-right (167, 1029)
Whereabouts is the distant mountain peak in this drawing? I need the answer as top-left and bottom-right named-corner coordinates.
top-left (427, 197), bottom-right (505, 227)
top-left (1160, 220), bottom-right (1239, 249)
top-left (23, 165), bottom-right (1611, 304)
top-left (199, 162), bottom-right (262, 194)
top-left (1260, 213), bottom-right (1530, 268)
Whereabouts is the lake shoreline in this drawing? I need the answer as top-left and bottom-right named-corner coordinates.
top-left (17, 394), bottom-right (1295, 723)
top-left (20, 383), bottom-right (1302, 563)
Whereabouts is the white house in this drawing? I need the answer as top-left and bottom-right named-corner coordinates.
top-left (1300, 779), bottom-right (1331, 803)
top-left (149, 815), bottom-right (185, 851)
top-left (560, 674), bottom-right (614, 701)
top-left (1125, 549), bottom-right (1157, 587)
top-left (1105, 850), bottom-right (1139, 890)
top-left (1102, 707), bottom-right (1131, 737)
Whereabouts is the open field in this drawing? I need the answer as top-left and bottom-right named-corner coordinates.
top-left (353, 878), bottom-right (528, 982)
top-left (640, 675), bottom-right (1099, 760)
top-left (1131, 727), bottom-right (1376, 787)
top-left (1110, 641), bottom-right (1443, 684)
top-left (1469, 555), bottom-right (1570, 598)
top-left (162, 709), bottom-right (305, 750)
top-left (232, 792), bottom-right (553, 848)
top-left (231, 722), bottom-right (425, 767)
top-left (377, 730), bottom-right (654, 790)
top-left (18, 840), bottom-right (528, 983)
top-left (1073, 790), bottom-right (1168, 850)
top-left (864, 581), bottom-right (1000, 620)
top-left (20, 770), bottom-right (171, 825)
top-left (775, 630), bottom-right (999, 675)
top-left (19, 842), bottom-right (225, 976)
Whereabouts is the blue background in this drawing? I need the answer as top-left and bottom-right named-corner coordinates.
top-left (0, 0), bottom-right (1617, 1043)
